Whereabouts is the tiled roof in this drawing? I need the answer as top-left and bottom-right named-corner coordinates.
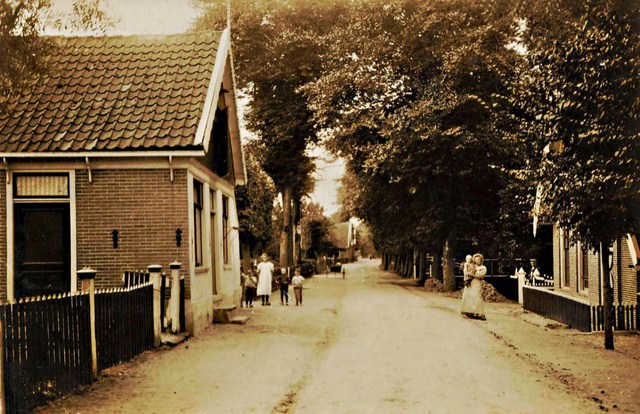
top-left (0, 32), bottom-right (222, 153)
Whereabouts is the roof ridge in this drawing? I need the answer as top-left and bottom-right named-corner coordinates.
top-left (45, 30), bottom-right (223, 41)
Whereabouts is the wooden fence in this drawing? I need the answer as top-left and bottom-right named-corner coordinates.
top-left (591, 303), bottom-right (638, 331)
top-left (0, 293), bottom-right (93, 414)
top-left (0, 282), bottom-right (155, 413)
top-left (523, 286), bottom-right (592, 331)
top-left (122, 270), bottom-right (150, 288)
top-left (95, 283), bottom-right (154, 371)
top-left (524, 286), bottom-right (639, 332)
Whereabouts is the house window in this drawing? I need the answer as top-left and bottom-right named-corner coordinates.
top-left (193, 180), bottom-right (204, 267)
top-left (222, 195), bottom-right (229, 264)
top-left (14, 173), bottom-right (69, 198)
top-left (210, 189), bottom-right (217, 294)
top-left (581, 247), bottom-right (589, 291)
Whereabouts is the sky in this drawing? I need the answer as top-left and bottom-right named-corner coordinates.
top-left (49, 0), bottom-right (344, 215)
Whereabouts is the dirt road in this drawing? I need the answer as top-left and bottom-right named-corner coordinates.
top-left (39, 259), bottom-right (635, 414)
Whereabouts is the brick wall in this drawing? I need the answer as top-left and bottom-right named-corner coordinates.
top-left (613, 240), bottom-right (637, 304)
top-left (552, 225), bottom-right (638, 305)
top-left (0, 171), bottom-right (5, 302)
top-left (75, 169), bottom-right (190, 297)
top-left (586, 250), bottom-right (601, 304)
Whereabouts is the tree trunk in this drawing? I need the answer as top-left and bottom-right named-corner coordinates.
top-left (279, 186), bottom-right (293, 267)
top-left (432, 250), bottom-right (442, 281)
top-left (418, 250), bottom-right (427, 285)
top-left (292, 198), bottom-right (301, 265)
top-left (443, 233), bottom-right (456, 292)
top-left (600, 242), bottom-right (615, 350)
top-left (241, 242), bottom-right (252, 274)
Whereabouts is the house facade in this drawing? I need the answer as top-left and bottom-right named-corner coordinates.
top-left (0, 30), bottom-right (246, 336)
top-left (552, 226), bottom-right (638, 306)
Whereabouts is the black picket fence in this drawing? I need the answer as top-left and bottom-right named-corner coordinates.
top-left (0, 282), bottom-right (155, 413)
top-left (591, 303), bottom-right (639, 332)
top-left (122, 270), bottom-right (150, 288)
top-left (95, 283), bottom-right (154, 371)
top-left (524, 286), bottom-right (639, 332)
top-left (0, 293), bottom-right (93, 414)
top-left (523, 286), bottom-right (592, 331)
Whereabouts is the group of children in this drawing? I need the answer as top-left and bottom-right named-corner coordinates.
top-left (241, 253), bottom-right (306, 308)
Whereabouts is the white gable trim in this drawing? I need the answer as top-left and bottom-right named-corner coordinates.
top-left (194, 28), bottom-right (230, 147)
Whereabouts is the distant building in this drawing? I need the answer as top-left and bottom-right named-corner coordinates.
top-left (329, 221), bottom-right (357, 262)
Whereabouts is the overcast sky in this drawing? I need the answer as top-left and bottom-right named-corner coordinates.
top-left (49, 0), bottom-right (344, 215)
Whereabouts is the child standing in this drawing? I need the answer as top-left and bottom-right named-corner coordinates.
top-left (462, 255), bottom-right (476, 288)
top-left (244, 269), bottom-right (257, 308)
top-left (279, 267), bottom-right (290, 305)
top-left (291, 268), bottom-right (305, 306)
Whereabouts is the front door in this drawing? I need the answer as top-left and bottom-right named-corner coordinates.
top-left (14, 203), bottom-right (71, 298)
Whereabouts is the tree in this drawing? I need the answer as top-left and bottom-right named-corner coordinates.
top-left (305, 0), bottom-right (519, 288)
top-left (505, 0), bottom-right (640, 349)
top-left (235, 141), bottom-right (277, 268)
top-left (0, 0), bottom-right (113, 109)
top-left (193, 0), bottom-right (348, 267)
top-left (300, 201), bottom-right (334, 259)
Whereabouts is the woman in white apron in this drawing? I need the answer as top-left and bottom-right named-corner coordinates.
top-left (256, 253), bottom-right (274, 306)
top-left (460, 253), bottom-right (487, 320)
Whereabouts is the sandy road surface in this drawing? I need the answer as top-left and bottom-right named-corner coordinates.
top-left (39, 260), bottom-right (616, 413)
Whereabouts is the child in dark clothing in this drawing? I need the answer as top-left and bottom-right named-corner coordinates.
top-left (244, 270), bottom-right (257, 308)
top-left (279, 267), bottom-right (290, 305)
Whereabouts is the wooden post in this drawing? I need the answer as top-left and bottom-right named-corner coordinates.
top-left (169, 262), bottom-right (182, 334)
top-left (148, 265), bottom-right (163, 347)
top-left (517, 267), bottom-right (526, 305)
top-left (78, 267), bottom-right (98, 378)
top-left (0, 320), bottom-right (4, 414)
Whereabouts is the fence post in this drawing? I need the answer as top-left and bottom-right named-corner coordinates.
top-left (517, 267), bottom-right (526, 305)
top-left (0, 320), bottom-right (4, 414)
top-left (169, 262), bottom-right (182, 334)
top-left (78, 267), bottom-right (98, 378)
top-left (148, 265), bottom-right (163, 347)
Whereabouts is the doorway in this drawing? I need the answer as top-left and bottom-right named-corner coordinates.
top-left (14, 203), bottom-right (71, 298)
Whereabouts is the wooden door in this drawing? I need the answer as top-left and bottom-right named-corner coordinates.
top-left (14, 203), bottom-right (71, 298)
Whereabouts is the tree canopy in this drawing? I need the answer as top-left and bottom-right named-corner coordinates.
top-left (0, 0), bottom-right (113, 108)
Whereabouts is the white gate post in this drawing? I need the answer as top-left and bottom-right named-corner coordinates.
top-left (148, 265), bottom-right (163, 347)
top-left (78, 267), bottom-right (98, 378)
top-left (169, 262), bottom-right (182, 334)
top-left (517, 267), bottom-right (526, 305)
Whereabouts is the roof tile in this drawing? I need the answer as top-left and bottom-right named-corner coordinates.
top-left (0, 32), bottom-right (222, 153)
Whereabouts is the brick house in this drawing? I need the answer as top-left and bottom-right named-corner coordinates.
top-left (551, 226), bottom-right (638, 307)
top-left (0, 30), bottom-right (246, 335)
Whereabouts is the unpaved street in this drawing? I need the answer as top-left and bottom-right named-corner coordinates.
top-left (40, 260), bottom-right (635, 414)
